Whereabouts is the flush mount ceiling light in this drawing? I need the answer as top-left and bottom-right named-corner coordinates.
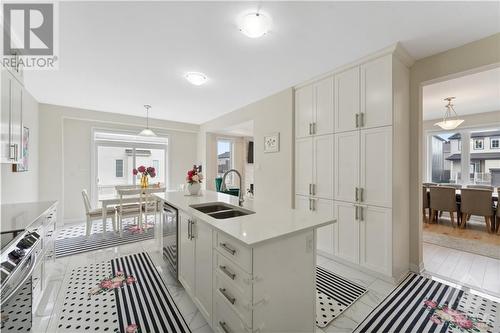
top-left (239, 12), bottom-right (271, 38)
top-left (434, 97), bottom-right (464, 130)
top-left (138, 105), bottom-right (156, 137)
top-left (184, 72), bottom-right (208, 86)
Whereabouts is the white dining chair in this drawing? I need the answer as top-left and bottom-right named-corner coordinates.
top-left (116, 188), bottom-right (143, 237)
top-left (82, 189), bottom-right (117, 236)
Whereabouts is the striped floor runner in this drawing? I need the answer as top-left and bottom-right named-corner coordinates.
top-left (354, 273), bottom-right (498, 333)
top-left (316, 266), bottom-right (367, 328)
top-left (55, 227), bottom-right (154, 258)
top-left (111, 252), bottom-right (191, 333)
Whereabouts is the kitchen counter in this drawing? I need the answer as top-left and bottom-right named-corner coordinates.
top-left (1, 201), bottom-right (57, 232)
top-left (154, 190), bottom-right (334, 246)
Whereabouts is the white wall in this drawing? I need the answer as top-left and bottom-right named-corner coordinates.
top-left (1, 88), bottom-right (39, 204)
top-left (199, 88), bottom-right (293, 208)
top-left (39, 104), bottom-right (199, 223)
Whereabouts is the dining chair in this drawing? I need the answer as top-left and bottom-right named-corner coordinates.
top-left (438, 183), bottom-right (462, 189)
top-left (467, 185), bottom-right (494, 190)
top-left (141, 188), bottom-right (163, 231)
top-left (82, 189), bottom-right (117, 236)
top-left (460, 188), bottom-right (494, 233)
top-left (116, 188), bottom-right (143, 237)
top-left (429, 186), bottom-right (460, 227)
top-left (422, 186), bottom-right (430, 223)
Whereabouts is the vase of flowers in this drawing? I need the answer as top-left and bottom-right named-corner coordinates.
top-left (186, 165), bottom-right (203, 195)
top-left (133, 165), bottom-right (156, 188)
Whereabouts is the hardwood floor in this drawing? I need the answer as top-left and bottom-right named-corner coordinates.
top-left (423, 217), bottom-right (500, 246)
top-left (423, 242), bottom-right (500, 297)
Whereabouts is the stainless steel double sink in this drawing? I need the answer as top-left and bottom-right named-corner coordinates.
top-left (189, 202), bottom-right (255, 219)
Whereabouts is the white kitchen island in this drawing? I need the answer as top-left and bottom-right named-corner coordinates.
top-left (154, 190), bottom-right (335, 333)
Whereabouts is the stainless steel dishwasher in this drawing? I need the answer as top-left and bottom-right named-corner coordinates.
top-left (162, 203), bottom-right (178, 279)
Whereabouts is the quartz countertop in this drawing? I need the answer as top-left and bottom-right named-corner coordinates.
top-left (1, 201), bottom-right (57, 232)
top-left (154, 190), bottom-right (335, 247)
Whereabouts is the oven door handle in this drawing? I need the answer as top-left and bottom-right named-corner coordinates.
top-left (2, 253), bottom-right (37, 304)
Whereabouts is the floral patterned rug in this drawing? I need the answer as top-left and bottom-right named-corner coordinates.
top-left (354, 273), bottom-right (499, 333)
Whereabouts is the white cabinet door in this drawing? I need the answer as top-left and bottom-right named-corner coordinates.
top-left (359, 205), bottom-right (392, 275)
top-left (361, 55), bottom-right (392, 128)
top-left (314, 77), bottom-right (334, 135)
top-left (334, 201), bottom-right (358, 264)
top-left (295, 194), bottom-right (311, 212)
top-left (360, 127), bottom-right (392, 208)
top-left (9, 76), bottom-right (22, 163)
top-left (313, 134), bottom-right (334, 199)
top-left (295, 137), bottom-right (314, 196)
top-left (334, 131), bottom-right (359, 203)
top-left (295, 85), bottom-right (314, 138)
top-left (178, 212), bottom-right (195, 296)
top-left (315, 199), bottom-right (335, 256)
top-left (194, 220), bottom-right (213, 322)
top-left (1, 70), bottom-right (11, 163)
top-left (334, 67), bottom-right (360, 133)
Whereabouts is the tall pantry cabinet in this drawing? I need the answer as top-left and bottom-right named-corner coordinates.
top-left (294, 45), bottom-right (412, 282)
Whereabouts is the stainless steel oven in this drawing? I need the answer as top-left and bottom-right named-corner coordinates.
top-left (0, 230), bottom-right (41, 332)
top-left (162, 203), bottom-right (178, 279)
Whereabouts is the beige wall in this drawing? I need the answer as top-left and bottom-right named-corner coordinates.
top-left (1, 88), bottom-right (39, 204)
top-left (199, 88), bottom-right (294, 208)
top-left (39, 104), bottom-right (199, 223)
top-left (409, 33), bottom-right (500, 271)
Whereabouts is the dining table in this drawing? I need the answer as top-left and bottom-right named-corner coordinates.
top-left (425, 188), bottom-right (498, 201)
top-left (98, 187), bottom-right (166, 233)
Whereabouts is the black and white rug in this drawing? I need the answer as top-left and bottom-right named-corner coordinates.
top-left (57, 252), bottom-right (190, 333)
top-left (55, 219), bottom-right (155, 258)
top-left (354, 273), bottom-right (499, 333)
top-left (316, 266), bottom-right (367, 328)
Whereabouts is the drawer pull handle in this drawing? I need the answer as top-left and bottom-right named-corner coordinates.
top-left (219, 265), bottom-right (236, 280)
top-left (219, 321), bottom-right (232, 333)
top-left (219, 288), bottom-right (236, 305)
top-left (220, 242), bottom-right (236, 255)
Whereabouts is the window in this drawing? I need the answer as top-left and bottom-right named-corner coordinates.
top-left (491, 138), bottom-right (499, 149)
top-left (473, 139), bottom-right (484, 150)
top-left (458, 140), bottom-right (461, 151)
top-left (153, 160), bottom-right (159, 177)
top-left (217, 139), bottom-right (233, 185)
top-left (115, 159), bottom-right (124, 177)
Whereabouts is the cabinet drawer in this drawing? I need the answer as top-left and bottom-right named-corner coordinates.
top-left (215, 253), bottom-right (252, 299)
top-left (214, 292), bottom-right (251, 333)
top-left (216, 232), bottom-right (252, 274)
top-left (215, 274), bottom-right (252, 328)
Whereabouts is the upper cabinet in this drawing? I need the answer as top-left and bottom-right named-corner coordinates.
top-left (295, 77), bottom-right (334, 138)
top-left (361, 55), bottom-right (393, 129)
top-left (334, 67), bottom-right (360, 133)
top-left (1, 69), bottom-right (23, 164)
top-left (295, 85), bottom-right (314, 138)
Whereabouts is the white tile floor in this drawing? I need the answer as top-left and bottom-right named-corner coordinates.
top-left (423, 242), bottom-right (500, 298)
top-left (33, 223), bottom-right (398, 333)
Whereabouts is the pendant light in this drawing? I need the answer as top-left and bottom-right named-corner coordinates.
top-left (434, 97), bottom-right (464, 130)
top-left (138, 105), bottom-right (156, 137)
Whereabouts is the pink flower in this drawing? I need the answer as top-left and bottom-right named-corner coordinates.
top-left (424, 299), bottom-right (437, 309)
top-left (126, 324), bottom-right (138, 333)
top-left (100, 279), bottom-right (113, 289)
top-left (456, 316), bottom-right (473, 329)
top-left (116, 271), bottom-right (124, 276)
top-left (430, 315), bottom-right (442, 325)
top-left (133, 168), bottom-right (138, 175)
top-left (112, 281), bottom-right (123, 288)
top-left (150, 172), bottom-right (156, 178)
top-left (126, 276), bottom-right (136, 284)
top-left (137, 165), bottom-right (146, 173)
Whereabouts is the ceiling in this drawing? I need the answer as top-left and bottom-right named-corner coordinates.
top-left (423, 67), bottom-right (500, 121)
top-left (23, 2), bottom-right (500, 124)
